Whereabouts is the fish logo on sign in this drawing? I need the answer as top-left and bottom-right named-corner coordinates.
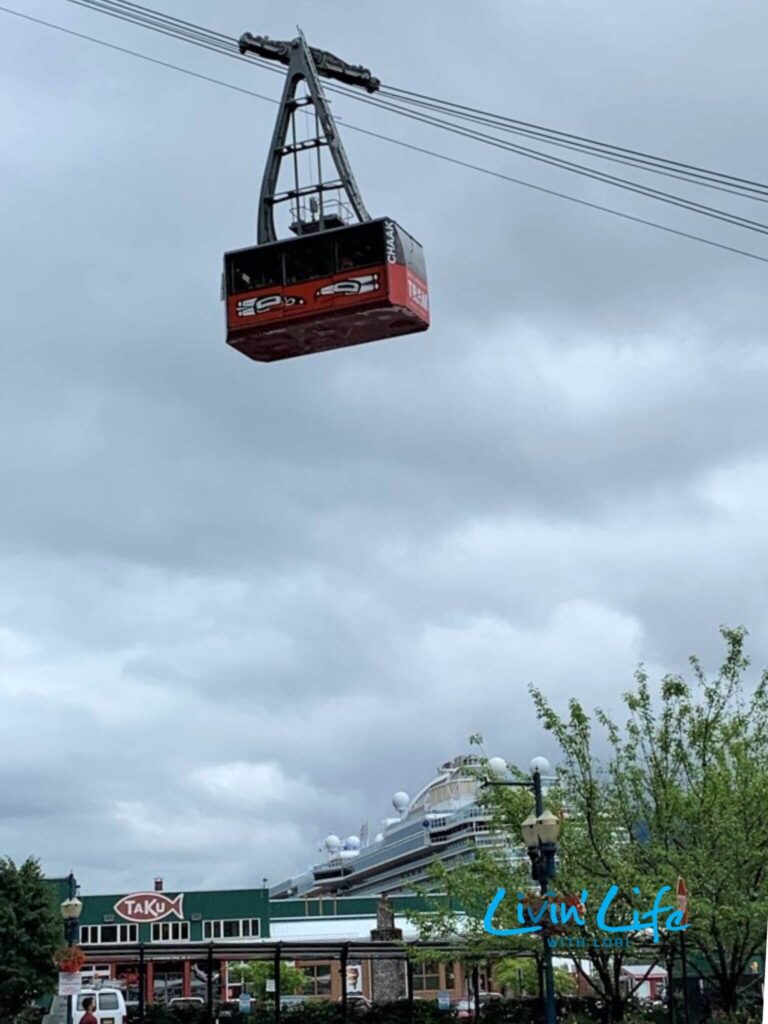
top-left (114, 892), bottom-right (185, 923)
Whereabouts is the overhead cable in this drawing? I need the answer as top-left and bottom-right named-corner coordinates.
top-left (2, 3), bottom-right (767, 265)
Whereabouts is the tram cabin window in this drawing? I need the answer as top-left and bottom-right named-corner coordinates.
top-left (336, 223), bottom-right (384, 272)
top-left (396, 225), bottom-right (426, 280)
top-left (284, 238), bottom-right (334, 285)
top-left (229, 249), bottom-right (282, 294)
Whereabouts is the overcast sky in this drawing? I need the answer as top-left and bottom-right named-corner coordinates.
top-left (1, 0), bottom-right (767, 895)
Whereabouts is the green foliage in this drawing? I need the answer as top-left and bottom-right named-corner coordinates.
top-left (709, 1012), bottom-right (762, 1024)
top-left (279, 1002), bottom-right (445, 1024)
top-left (493, 958), bottom-right (576, 996)
top-left (229, 962), bottom-right (305, 999)
top-left (0, 858), bottom-right (61, 1020)
top-left (620, 1009), bottom-right (668, 1024)
top-left (536, 626), bottom-right (768, 1016)
top-left (414, 627), bottom-right (768, 1022)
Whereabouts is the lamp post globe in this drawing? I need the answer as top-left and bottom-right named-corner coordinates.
top-left (60, 897), bottom-right (82, 921)
top-left (536, 809), bottom-right (561, 845)
top-left (529, 755), bottom-right (552, 777)
top-left (521, 813), bottom-right (539, 849)
top-left (481, 754), bottom-right (558, 1024)
top-left (60, 878), bottom-right (82, 1024)
top-left (60, 896), bottom-right (82, 946)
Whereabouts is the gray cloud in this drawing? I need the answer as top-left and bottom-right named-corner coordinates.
top-left (0, 0), bottom-right (766, 891)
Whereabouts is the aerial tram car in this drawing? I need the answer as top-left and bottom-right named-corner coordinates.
top-left (223, 31), bottom-right (429, 362)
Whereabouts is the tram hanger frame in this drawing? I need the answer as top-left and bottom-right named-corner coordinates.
top-left (239, 28), bottom-right (377, 244)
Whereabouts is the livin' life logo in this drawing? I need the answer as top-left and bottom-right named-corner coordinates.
top-left (483, 884), bottom-right (689, 944)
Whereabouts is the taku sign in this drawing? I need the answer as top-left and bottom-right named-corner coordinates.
top-left (114, 892), bottom-right (185, 923)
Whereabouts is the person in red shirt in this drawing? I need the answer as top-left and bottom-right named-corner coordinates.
top-left (80, 997), bottom-right (98, 1024)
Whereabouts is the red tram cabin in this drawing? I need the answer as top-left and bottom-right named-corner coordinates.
top-left (223, 219), bottom-right (429, 362)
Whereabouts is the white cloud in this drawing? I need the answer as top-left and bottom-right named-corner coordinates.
top-left (190, 761), bottom-right (324, 810)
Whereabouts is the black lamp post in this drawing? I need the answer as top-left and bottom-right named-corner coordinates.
top-left (486, 756), bottom-right (560, 1024)
top-left (60, 874), bottom-right (83, 1024)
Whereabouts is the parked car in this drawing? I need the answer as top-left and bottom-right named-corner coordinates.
top-left (168, 999), bottom-right (205, 1010)
top-left (453, 994), bottom-right (504, 1018)
top-left (75, 989), bottom-right (127, 1024)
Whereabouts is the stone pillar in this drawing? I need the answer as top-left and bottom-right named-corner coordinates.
top-left (370, 896), bottom-right (407, 1003)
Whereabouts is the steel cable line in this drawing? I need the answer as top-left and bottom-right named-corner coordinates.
top-left (55, 0), bottom-right (768, 235)
top-left (57, 1), bottom-right (768, 234)
top-left (330, 89), bottom-right (768, 237)
top-left (59, 0), bottom-right (282, 73)
top-left (0, 6), bottom-right (281, 101)
top-left (2, 4), bottom-right (768, 266)
top-left (343, 121), bottom-right (768, 266)
top-left (380, 84), bottom-right (768, 198)
top-left (58, 0), bottom-right (768, 229)
top-left (61, 0), bottom-right (768, 203)
top-left (372, 90), bottom-right (768, 202)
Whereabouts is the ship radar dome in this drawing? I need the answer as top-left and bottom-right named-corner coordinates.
top-left (392, 791), bottom-right (410, 814)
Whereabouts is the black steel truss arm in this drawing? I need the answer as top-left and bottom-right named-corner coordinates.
top-left (238, 32), bottom-right (381, 93)
top-left (240, 29), bottom-right (374, 244)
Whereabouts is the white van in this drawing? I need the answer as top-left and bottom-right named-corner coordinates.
top-left (75, 988), bottom-right (127, 1024)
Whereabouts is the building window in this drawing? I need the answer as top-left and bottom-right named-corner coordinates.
top-left (79, 925), bottom-right (138, 945)
top-left (80, 965), bottom-right (112, 983)
top-left (413, 962), bottom-right (440, 992)
top-left (202, 919), bottom-right (261, 941)
top-left (151, 921), bottom-right (190, 942)
top-left (302, 965), bottom-right (332, 997)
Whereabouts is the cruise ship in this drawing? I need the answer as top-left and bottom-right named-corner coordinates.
top-left (271, 755), bottom-right (520, 899)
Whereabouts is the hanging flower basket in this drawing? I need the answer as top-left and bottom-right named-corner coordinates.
top-left (55, 946), bottom-right (86, 973)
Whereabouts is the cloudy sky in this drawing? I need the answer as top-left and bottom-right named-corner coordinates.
top-left (1, 0), bottom-right (767, 894)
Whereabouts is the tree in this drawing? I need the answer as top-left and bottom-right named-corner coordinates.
top-left (412, 628), bottom-right (768, 1022)
top-left (0, 858), bottom-right (61, 1020)
top-left (407, 844), bottom-right (543, 996)
top-left (230, 961), bottom-right (306, 1001)
top-left (409, 759), bottom-right (658, 1022)
top-left (528, 625), bottom-right (768, 1018)
top-left (494, 957), bottom-right (576, 997)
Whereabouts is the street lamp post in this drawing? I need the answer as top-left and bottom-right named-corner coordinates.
top-left (487, 757), bottom-right (560, 1024)
top-left (60, 874), bottom-right (83, 1024)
